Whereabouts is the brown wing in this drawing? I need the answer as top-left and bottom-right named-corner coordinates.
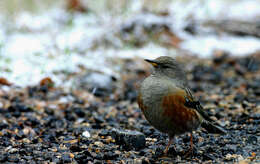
top-left (161, 89), bottom-right (202, 131)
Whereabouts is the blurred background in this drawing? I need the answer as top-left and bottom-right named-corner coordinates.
top-left (0, 0), bottom-right (260, 87)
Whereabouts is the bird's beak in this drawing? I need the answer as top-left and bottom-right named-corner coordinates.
top-left (145, 59), bottom-right (159, 67)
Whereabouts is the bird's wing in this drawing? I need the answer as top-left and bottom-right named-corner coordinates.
top-left (183, 87), bottom-right (227, 134)
top-left (161, 88), bottom-right (203, 132)
top-left (183, 87), bottom-right (214, 123)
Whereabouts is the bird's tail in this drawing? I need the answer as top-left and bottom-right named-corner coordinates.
top-left (201, 121), bottom-right (227, 134)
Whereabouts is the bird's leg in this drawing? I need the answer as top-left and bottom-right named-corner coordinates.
top-left (184, 132), bottom-right (194, 157)
top-left (189, 132), bottom-right (193, 156)
top-left (163, 136), bottom-right (174, 154)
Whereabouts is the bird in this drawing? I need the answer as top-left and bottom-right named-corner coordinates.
top-left (137, 56), bottom-right (226, 155)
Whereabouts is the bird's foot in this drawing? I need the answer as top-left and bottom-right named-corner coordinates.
top-left (183, 145), bottom-right (198, 159)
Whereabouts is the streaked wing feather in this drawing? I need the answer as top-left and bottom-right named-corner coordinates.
top-left (183, 87), bottom-right (215, 123)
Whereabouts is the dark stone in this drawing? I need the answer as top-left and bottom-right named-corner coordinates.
top-left (79, 137), bottom-right (92, 145)
top-left (248, 79), bottom-right (260, 89)
top-left (18, 104), bottom-right (32, 112)
top-left (98, 129), bottom-right (109, 137)
top-left (74, 107), bottom-right (85, 117)
top-left (247, 135), bottom-right (257, 144)
top-left (138, 149), bottom-right (146, 156)
top-left (229, 106), bottom-right (237, 110)
top-left (8, 103), bottom-right (32, 113)
top-left (0, 108), bottom-right (7, 113)
top-left (254, 89), bottom-right (260, 96)
top-left (111, 128), bottom-right (146, 150)
top-left (52, 157), bottom-right (61, 163)
top-left (0, 153), bottom-right (7, 162)
top-left (250, 113), bottom-right (260, 119)
top-left (8, 154), bottom-right (20, 162)
top-left (142, 159), bottom-right (150, 164)
top-left (203, 153), bottom-right (216, 161)
top-left (15, 130), bottom-right (25, 139)
top-left (92, 88), bottom-right (108, 97)
top-left (73, 98), bottom-right (84, 105)
top-left (152, 146), bottom-right (164, 158)
top-left (25, 116), bottom-right (40, 127)
top-left (103, 151), bottom-right (118, 160)
top-left (0, 123), bottom-right (9, 130)
top-left (23, 155), bottom-right (33, 161)
top-left (13, 111), bottom-right (21, 117)
top-left (213, 52), bottom-right (229, 65)
top-left (70, 145), bottom-right (82, 152)
top-left (75, 151), bottom-right (93, 164)
top-left (61, 154), bottom-right (72, 163)
top-left (93, 159), bottom-right (102, 164)
top-left (94, 153), bottom-right (104, 160)
top-left (234, 94), bottom-right (245, 102)
top-left (10, 96), bottom-right (22, 103)
top-left (141, 126), bottom-right (154, 136)
top-left (40, 85), bottom-right (49, 93)
top-left (93, 115), bottom-right (105, 124)
top-left (124, 90), bottom-right (137, 102)
top-left (226, 144), bottom-right (237, 153)
top-left (92, 123), bottom-right (103, 129)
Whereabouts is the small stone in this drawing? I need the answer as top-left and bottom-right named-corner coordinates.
top-left (111, 128), bottom-right (146, 150)
top-left (225, 154), bottom-right (243, 161)
top-left (70, 145), bottom-right (82, 152)
top-left (69, 153), bottom-right (74, 158)
top-left (8, 148), bottom-right (18, 154)
top-left (61, 154), bottom-right (72, 163)
top-left (103, 151), bottom-right (119, 160)
top-left (225, 154), bottom-right (232, 160)
top-left (98, 129), bottom-right (109, 137)
top-left (74, 107), bottom-right (85, 117)
top-left (247, 136), bottom-right (257, 144)
top-left (82, 131), bottom-right (91, 138)
top-left (105, 136), bottom-right (114, 144)
top-left (203, 153), bottom-right (216, 161)
top-left (254, 89), bottom-right (260, 96)
top-left (8, 155), bottom-right (19, 162)
top-left (226, 144), bottom-right (237, 153)
top-left (0, 154), bottom-right (7, 162)
top-left (93, 114), bottom-right (105, 123)
top-left (94, 141), bottom-right (104, 147)
top-left (114, 150), bottom-right (121, 155)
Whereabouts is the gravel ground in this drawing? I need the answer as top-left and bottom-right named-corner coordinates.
top-left (0, 53), bottom-right (259, 163)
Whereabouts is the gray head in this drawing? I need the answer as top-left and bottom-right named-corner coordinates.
top-left (145, 56), bottom-right (187, 82)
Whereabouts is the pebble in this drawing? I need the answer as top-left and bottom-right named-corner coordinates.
top-left (61, 154), bottom-right (72, 163)
top-left (247, 136), bottom-right (257, 144)
top-left (8, 148), bottom-right (18, 154)
top-left (82, 130), bottom-right (91, 138)
top-left (94, 141), bottom-right (104, 147)
top-left (111, 128), bottom-right (146, 150)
